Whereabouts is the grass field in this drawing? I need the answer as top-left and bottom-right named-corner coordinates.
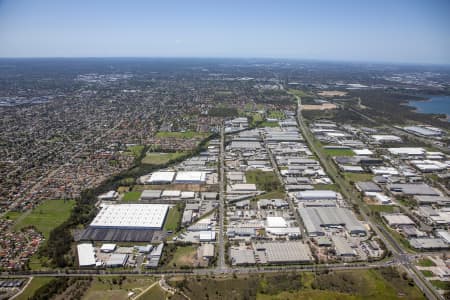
top-left (142, 151), bottom-right (187, 165)
top-left (430, 280), bottom-right (450, 290)
top-left (259, 121), bottom-right (279, 128)
top-left (3, 211), bottom-right (21, 221)
top-left (126, 145), bottom-right (145, 157)
top-left (245, 170), bottom-right (281, 192)
top-left (417, 258), bottom-right (436, 267)
top-left (289, 89), bottom-right (312, 98)
top-left (15, 277), bottom-right (54, 300)
top-left (268, 110), bottom-right (285, 119)
top-left (168, 268), bottom-right (425, 300)
top-left (165, 245), bottom-right (198, 268)
top-left (14, 199), bottom-right (75, 239)
top-left (344, 172), bottom-right (374, 182)
top-left (140, 285), bottom-right (168, 300)
top-left (156, 131), bottom-right (208, 139)
top-left (324, 148), bottom-right (355, 156)
top-left (163, 205), bottom-right (182, 232)
top-left (83, 277), bottom-right (156, 300)
top-left (420, 270), bottom-right (434, 277)
top-left (122, 191), bottom-right (142, 202)
top-left (368, 205), bottom-right (396, 214)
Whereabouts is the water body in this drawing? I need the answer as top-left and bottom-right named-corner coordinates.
top-left (408, 95), bottom-right (450, 122)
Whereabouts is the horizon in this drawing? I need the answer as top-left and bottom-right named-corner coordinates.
top-left (1, 0), bottom-right (449, 64)
top-left (1, 56), bottom-right (450, 68)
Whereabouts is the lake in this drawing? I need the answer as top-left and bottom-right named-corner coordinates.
top-left (408, 95), bottom-right (450, 122)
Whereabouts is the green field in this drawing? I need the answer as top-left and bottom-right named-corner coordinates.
top-left (259, 121), bottom-right (279, 128)
top-left (126, 145), bottom-right (145, 157)
top-left (15, 277), bottom-right (54, 300)
top-left (163, 205), bottom-right (182, 232)
top-left (140, 285), bottom-right (168, 300)
top-left (324, 148), bottom-right (355, 156)
top-left (268, 110), bottom-right (285, 119)
top-left (13, 199), bottom-right (75, 239)
top-left (344, 172), bottom-right (374, 182)
top-left (142, 151), bottom-right (187, 165)
top-left (168, 268), bottom-right (425, 300)
top-left (122, 191), bottom-right (142, 202)
top-left (368, 205), bottom-right (396, 214)
top-left (420, 270), bottom-right (434, 277)
top-left (417, 258), bottom-right (436, 267)
top-left (430, 280), bottom-right (450, 290)
top-left (289, 89), bottom-right (312, 98)
top-left (246, 170), bottom-right (281, 192)
top-left (3, 210), bottom-right (21, 221)
top-left (156, 131), bottom-right (208, 139)
top-left (165, 245), bottom-right (198, 268)
top-left (83, 276), bottom-right (156, 300)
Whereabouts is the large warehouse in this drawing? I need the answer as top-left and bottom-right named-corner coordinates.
top-left (298, 207), bottom-right (366, 236)
top-left (174, 171), bottom-right (207, 184)
top-left (90, 204), bottom-right (169, 230)
top-left (146, 171), bottom-right (176, 184)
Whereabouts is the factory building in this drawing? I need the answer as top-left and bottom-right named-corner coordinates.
top-left (298, 207), bottom-right (366, 236)
top-left (90, 204), bottom-right (169, 230)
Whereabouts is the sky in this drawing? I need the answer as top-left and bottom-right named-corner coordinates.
top-left (0, 0), bottom-right (449, 64)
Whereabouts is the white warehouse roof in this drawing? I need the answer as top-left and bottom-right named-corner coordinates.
top-left (174, 171), bottom-right (207, 183)
top-left (388, 147), bottom-right (425, 156)
top-left (77, 243), bottom-right (96, 267)
top-left (148, 171), bottom-right (176, 183)
top-left (297, 190), bottom-right (338, 200)
top-left (90, 204), bottom-right (169, 229)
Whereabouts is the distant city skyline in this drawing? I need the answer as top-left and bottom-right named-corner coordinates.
top-left (0, 0), bottom-right (449, 64)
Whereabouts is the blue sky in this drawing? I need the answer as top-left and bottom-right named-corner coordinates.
top-left (0, 0), bottom-right (449, 64)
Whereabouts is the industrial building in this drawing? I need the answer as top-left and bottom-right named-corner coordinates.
top-left (382, 213), bottom-right (415, 228)
top-left (298, 207), bottom-right (366, 236)
top-left (147, 171), bottom-right (176, 184)
top-left (174, 171), bottom-right (208, 184)
top-left (90, 204), bottom-right (169, 229)
top-left (254, 241), bottom-right (313, 264)
top-left (140, 190), bottom-right (162, 201)
top-left (296, 190), bottom-right (338, 201)
top-left (77, 243), bottom-right (96, 267)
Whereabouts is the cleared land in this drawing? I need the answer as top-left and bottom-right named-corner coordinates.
top-left (163, 205), bottom-right (182, 232)
top-left (344, 172), bottom-right (374, 182)
top-left (324, 148), bottom-right (354, 156)
top-left (83, 276), bottom-right (156, 300)
top-left (15, 277), bottom-right (54, 300)
top-left (417, 258), bottom-right (436, 267)
top-left (126, 145), bottom-right (145, 157)
top-left (142, 151), bottom-right (187, 165)
top-left (246, 170), bottom-right (281, 192)
top-left (14, 199), bottom-right (75, 239)
top-left (168, 268), bottom-right (425, 300)
top-left (166, 245), bottom-right (199, 268)
top-left (140, 285), bottom-right (168, 300)
top-left (122, 191), bottom-right (142, 202)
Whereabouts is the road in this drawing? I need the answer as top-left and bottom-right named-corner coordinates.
top-left (263, 137), bottom-right (307, 241)
top-left (217, 124), bottom-right (227, 271)
top-left (294, 94), bottom-right (442, 300)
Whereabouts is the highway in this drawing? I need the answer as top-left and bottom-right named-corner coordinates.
top-left (294, 94), bottom-right (442, 300)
